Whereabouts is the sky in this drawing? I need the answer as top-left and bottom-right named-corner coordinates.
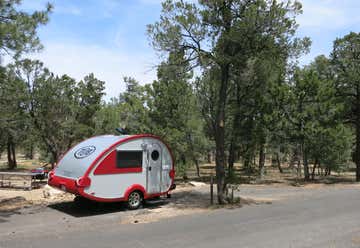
top-left (17, 0), bottom-right (360, 100)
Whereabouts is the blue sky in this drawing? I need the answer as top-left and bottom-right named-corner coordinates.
top-left (20, 0), bottom-right (360, 100)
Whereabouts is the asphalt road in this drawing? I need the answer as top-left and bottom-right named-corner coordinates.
top-left (1, 184), bottom-right (360, 248)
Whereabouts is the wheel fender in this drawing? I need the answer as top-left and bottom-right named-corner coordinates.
top-left (124, 184), bottom-right (146, 200)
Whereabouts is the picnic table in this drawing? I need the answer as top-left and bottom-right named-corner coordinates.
top-left (0, 172), bottom-right (37, 190)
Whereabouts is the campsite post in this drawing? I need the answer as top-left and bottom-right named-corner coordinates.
top-left (210, 174), bottom-right (213, 205)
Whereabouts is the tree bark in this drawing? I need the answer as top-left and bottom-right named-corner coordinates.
top-left (11, 142), bottom-right (16, 168)
top-left (228, 141), bottom-right (235, 175)
top-left (207, 152), bottom-right (212, 163)
top-left (214, 64), bottom-right (230, 204)
top-left (244, 154), bottom-right (251, 173)
top-left (325, 167), bottom-right (331, 176)
top-left (194, 159), bottom-right (200, 177)
top-left (7, 138), bottom-right (16, 169)
top-left (311, 159), bottom-right (318, 180)
top-left (259, 144), bottom-right (266, 179)
top-left (289, 149), bottom-right (298, 170)
top-left (50, 150), bottom-right (59, 169)
top-left (276, 152), bottom-right (283, 173)
top-left (354, 83), bottom-right (360, 181)
top-left (7, 141), bottom-right (12, 168)
top-left (302, 144), bottom-right (310, 180)
top-left (356, 119), bottom-right (360, 181)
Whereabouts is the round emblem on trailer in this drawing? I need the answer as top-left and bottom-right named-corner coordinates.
top-left (74, 146), bottom-right (96, 159)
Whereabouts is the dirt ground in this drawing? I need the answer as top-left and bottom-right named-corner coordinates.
top-left (0, 181), bottom-right (276, 225)
top-left (0, 184), bottom-right (74, 211)
top-left (2, 179), bottom-right (360, 230)
top-left (1, 155), bottom-right (359, 224)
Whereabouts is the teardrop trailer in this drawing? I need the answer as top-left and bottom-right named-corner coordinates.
top-left (48, 134), bottom-right (176, 209)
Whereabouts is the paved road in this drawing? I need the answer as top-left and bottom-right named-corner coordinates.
top-left (1, 184), bottom-right (360, 248)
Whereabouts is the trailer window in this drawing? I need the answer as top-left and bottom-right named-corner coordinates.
top-left (151, 150), bottom-right (159, 161)
top-left (116, 151), bottom-right (143, 168)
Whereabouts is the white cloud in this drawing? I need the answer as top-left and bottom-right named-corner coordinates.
top-left (27, 41), bottom-right (158, 100)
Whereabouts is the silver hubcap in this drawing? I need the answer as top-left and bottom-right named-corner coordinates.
top-left (128, 192), bottom-right (141, 207)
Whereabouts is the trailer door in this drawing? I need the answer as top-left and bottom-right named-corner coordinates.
top-left (146, 143), bottom-right (162, 194)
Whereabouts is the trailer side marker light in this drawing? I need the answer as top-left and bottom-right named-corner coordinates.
top-left (48, 171), bottom-right (54, 181)
top-left (76, 176), bottom-right (91, 187)
top-left (169, 170), bottom-right (175, 179)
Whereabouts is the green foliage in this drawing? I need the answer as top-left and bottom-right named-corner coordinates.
top-left (148, 0), bottom-right (309, 201)
top-left (0, 0), bottom-right (52, 58)
top-left (94, 98), bottom-right (122, 135)
top-left (331, 32), bottom-right (360, 180)
top-left (0, 66), bottom-right (29, 167)
top-left (0, 0), bottom-right (358, 187)
top-left (148, 50), bottom-right (210, 168)
top-left (284, 56), bottom-right (353, 177)
top-left (118, 77), bottom-right (150, 133)
top-left (0, 0), bottom-right (51, 168)
top-left (6, 59), bottom-right (105, 165)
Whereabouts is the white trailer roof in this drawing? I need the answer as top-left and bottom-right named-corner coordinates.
top-left (55, 135), bottom-right (129, 179)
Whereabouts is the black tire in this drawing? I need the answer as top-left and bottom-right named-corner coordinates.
top-left (127, 191), bottom-right (143, 210)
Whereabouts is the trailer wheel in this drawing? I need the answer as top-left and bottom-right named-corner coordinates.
top-left (127, 191), bottom-right (143, 210)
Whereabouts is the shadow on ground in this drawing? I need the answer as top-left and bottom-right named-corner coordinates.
top-left (0, 209), bottom-right (22, 223)
top-left (170, 190), bottom-right (211, 209)
top-left (0, 196), bottom-right (28, 222)
top-left (48, 198), bottom-right (171, 218)
top-left (48, 189), bottom-right (215, 218)
top-left (286, 175), bottom-right (357, 186)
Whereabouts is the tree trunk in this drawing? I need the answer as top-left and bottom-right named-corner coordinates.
top-left (296, 145), bottom-right (302, 178)
top-left (11, 142), bottom-right (16, 167)
top-left (259, 144), bottom-right (266, 179)
top-left (215, 134), bottom-right (226, 204)
top-left (207, 152), bottom-right (212, 163)
top-left (7, 141), bottom-right (12, 168)
top-left (302, 144), bottom-right (310, 180)
top-left (356, 120), bottom-right (360, 181)
top-left (325, 167), bottom-right (331, 176)
top-left (194, 159), bottom-right (200, 177)
top-left (214, 64), bottom-right (230, 204)
top-left (276, 152), bottom-right (283, 173)
top-left (25, 144), bottom-right (34, 160)
top-left (228, 141), bottom-right (235, 175)
top-left (50, 150), bottom-right (59, 169)
top-left (228, 76), bottom-right (242, 176)
top-left (289, 149), bottom-right (298, 170)
top-left (7, 138), bottom-right (16, 169)
top-left (244, 154), bottom-right (252, 173)
top-left (311, 159), bottom-right (318, 180)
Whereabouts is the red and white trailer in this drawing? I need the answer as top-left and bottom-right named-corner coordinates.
top-left (48, 134), bottom-right (175, 209)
